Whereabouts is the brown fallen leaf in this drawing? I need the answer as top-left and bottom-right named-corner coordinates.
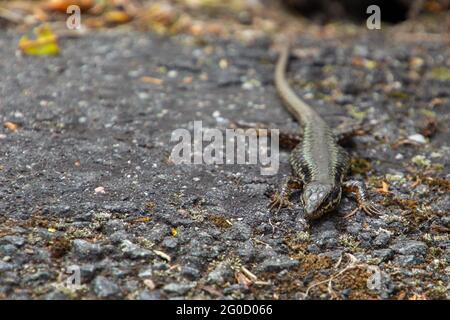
top-left (44, 0), bottom-right (95, 13)
top-left (3, 121), bottom-right (19, 132)
top-left (140, 76), bottom-right (163, 85)
top-left (377, 181), bottom-right (390, 194)
top-left (235, 271), bottom-right (252, 287)
top-left (104, 10), bottom-right (132, 25)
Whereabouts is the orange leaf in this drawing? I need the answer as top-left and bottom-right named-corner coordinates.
top-left (44, 0), bottom-right (94, 13)
top-left (377, 181), bottom-right (390, 194)
top-left (104, 11), bottom-right (132, 24)
top-left (4, 121), bottom-right (19, 132)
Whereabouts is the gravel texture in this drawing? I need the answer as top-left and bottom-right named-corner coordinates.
top-left (0, 28), bottom-right (449, 299)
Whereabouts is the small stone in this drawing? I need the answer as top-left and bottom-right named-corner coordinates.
top-left (120, 240), bottom-right (153, 260)
top-left (258, 256), bottom-right (299, 272)
top-left (394, 255), bottom-right (424, 266)
top-left (152, 262), bottom-right (169, 271)
top-left (0, 235), bottom-right (26, 247)
top-left (222, 222), bottom-right (252, 241)
top-left (307, 244), bottom-right (320, 253)
top-left (207, 262), bottom-right (233, 284)
top-left (161, 237), bottom-right (178, 250)
top-left (102, 219), bottom-right (125, 235)
top-left (44, 290), bottom-right (69, 300)
top-left (72, 239), bottom-right (103, 260)
top-left (374, 232), bottom-right (391, 247)
top-left (147, 224), bottom-right (170, 243)
top-left (408, 134), bottom-right (426, 144)
top-left (162, 283), bottom-right (195, 295)
top-left (79, 264), bottom-right (98, 282)
top-left (143, 279), bottom-right (156, 290)
top-left (138, 290), bottom-right (163, 300)
top-left (315, 230), bottom-right (338, 247)
top-left (0, 261), bottom-right (15, 272)
top-left (93, 276), bottom-right (121, 298)
top-left (0, 244), bottom-right (18, 256)
top-left (320, 250), bottom-right (343, 262)
top-left (24, 270), bottom-right (54, 284)
top-left (237, 240), bottom-right (255, 262)
top-left (373, 249), bottom-right (394, 262)
top-left (138, 267), bottom-right (153, 278)
top-left (390, 240), bottom-right (427, 256)
top-left (181, 266), bottom-right (201, 280)
top-left (167, 70), bottom-right (178, 78)
top-left (223, 284), bottom-right (250, 295)
top-left (109, 231), bottom-right (128, 244)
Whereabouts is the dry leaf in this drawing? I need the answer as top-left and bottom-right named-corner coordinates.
top-left (3, 121), bottom-right (19, 132)
top-left (44, 0), bottom-right (94, 13)
top-left (104, 10), bottom-right (132, 24)
top-left (377, 181), bottom-right (390, 194)
top-left (140, 76), bottom-right (163, 85)
top-left (153, 250), bottom-right (171, 262)
top-left (19, 24), bottom-right (60, 56)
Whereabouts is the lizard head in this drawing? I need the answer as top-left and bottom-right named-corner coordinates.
top-left (301, 182), bottom-right (342, 220)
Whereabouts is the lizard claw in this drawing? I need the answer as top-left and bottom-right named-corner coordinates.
top-left (344, 201), bottom-right (381, 219)
top-left (361, 202), bottom-right (381, 216)
top-left (268, 192), bottom-right (292, 214)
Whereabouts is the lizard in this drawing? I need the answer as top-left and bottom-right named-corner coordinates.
top-left (268, 43), bottom-right (380, 220)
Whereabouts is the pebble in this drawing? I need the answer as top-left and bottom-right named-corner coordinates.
top-left (0, 261), bottom-right (15, 272)
top-left (120, 240), bottom-right (153, 260)
top-left (258, 256), bottom-right (299, 272)
top-left (373, 232), bottom-right (391, 247)
top-left (222, 222), bottom-right (252, 241)
top-left (0, 244), bottom-right (18, 256)
top-left (373, 249), bottom-right (394, 262)
top-left (138, 290), bottom-right (163, 300)
top-left (408, 134), bottom-right (426, 144)
top-left (167, 70), bottom-right (178, 78)
top-left (162, 283), bottom-right (195, 295)
top-left (93, 276), bottom-right (121, 298)
top-left (79, 264), bottom-right (98, 282)
top-left (138, 267), bottom-right (153, 278)
top-left (181, 265), bottom-right (201, 280)
top-left (44, 290), bottom-right (69, 300)
top-left (72, 239), bottom-right (103, 260)
top-left (237, 240), bottom-right (255, 262)
top-left (207, 262), bottom-right (233, 284)
top-left (394, 255), bottom-right (425, 266)
top-left (0, 236), bottom-right (26, 247)
top-left (161, 237), bottom-right (178, 250)
top-left (390, 240), bottom-right (427, 256)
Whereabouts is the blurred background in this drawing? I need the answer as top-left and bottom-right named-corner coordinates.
top-left (0, 0), bottom-right (449, 44)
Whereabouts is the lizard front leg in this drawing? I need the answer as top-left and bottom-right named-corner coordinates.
top-left (268, 176), bottom-right (303, 213)
top-left (342, 180), bottom-right (381, 217)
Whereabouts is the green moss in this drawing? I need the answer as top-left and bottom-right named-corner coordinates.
top-left (430, 66), bottom-right (450, 81)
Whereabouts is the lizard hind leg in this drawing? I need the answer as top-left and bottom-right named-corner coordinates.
top-left (342, 180), bottom-right (381, 218)
top-left (333, 119), bottom-right (370, 147)
top-left (228, 120), bottom-right (302, 150)
top-left (268, 176), bottom-right (303, 213)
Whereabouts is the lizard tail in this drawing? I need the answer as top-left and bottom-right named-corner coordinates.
top-left (274, 42), bottom-right (318, 125)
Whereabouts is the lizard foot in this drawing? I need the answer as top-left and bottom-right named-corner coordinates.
top-left (268, 192), bottom-right (292, 214)
top-left (344, 201), bottom-right (381, 219)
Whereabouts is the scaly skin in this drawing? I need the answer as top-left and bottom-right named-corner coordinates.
top-left (269, 44), bottom-right (380, 220)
